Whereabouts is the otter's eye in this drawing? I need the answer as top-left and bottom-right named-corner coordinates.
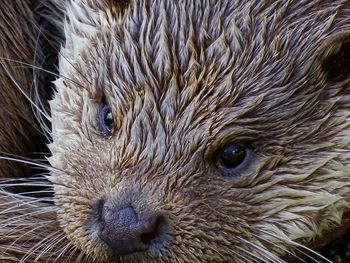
top-left (218, 144), bottom-right (247, 169)
top-left (98, 103), bottom-right (114, 135)
top-left (320, 37), bottom-right (350, 82)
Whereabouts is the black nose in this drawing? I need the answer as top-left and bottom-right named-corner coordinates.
top-left (99, 205), bottom-right (162, 255)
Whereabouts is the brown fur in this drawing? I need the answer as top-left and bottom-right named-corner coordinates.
top-left (0, 1), bottom-right (63, 261)
top-left (2, 0), bottom-right (350, 262)
top-left (0, 0), bottom-right (47, 178)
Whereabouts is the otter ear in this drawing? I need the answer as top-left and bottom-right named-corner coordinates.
top-left (319, 33), bottom-right (350, 83)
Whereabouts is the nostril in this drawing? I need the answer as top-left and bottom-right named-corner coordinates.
top-left (98, 204), bottom-right (167, 255)
top-left (140, 216), bottom-right (162, 245)
top-left (96, 199), bottom-right (105, 221)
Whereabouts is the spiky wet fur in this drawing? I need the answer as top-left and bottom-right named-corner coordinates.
top-left (2, 0), bottom-right (350, 262)
top-left (46, 0), bottom-right (350, 262)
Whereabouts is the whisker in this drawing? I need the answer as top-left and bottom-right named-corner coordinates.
top-left (0, 190), bottom-right (49, 202)
top-left (29, 151), bottom-right (52, 156)
top-left (31, 27), bottom-right (52, 141)
top-left (288, 240), bottom-right (332, 263)
top-left (0, 189), bottom-right (54, 201)
top-left (0, 156), bottom-right (50, 170)
top-left (0, 194), bottom-right (55, 205)
top-left (0, 182), bottom-right (53, 187)
top-left (238, 237), bottom-right (285, 263)
top-left (32, 19), bottom-right (93, 86)
top-left (0, 176), bottom-right (50, 182)
top-left (252, 234), bottom-right (307, 263)
top-left (52, 240), bottom-right (74, 263)
top-left (0, 185), bottom-right (54, 193)
top-left (19, 230), bottom-right (63, 263)
top-left (1, 182), bottom-right (51, 188)
top-left (235, 245), bottom-right (267, 263)
top-left (10, 220), bottom-right (56, 246)
top-left (76, 249), bottom-right (87, 263)
top-left (0, 57), bottom-right (84, 89)
top-left (0, 175), bottom-right (48, 181)
top-left (0, 155), bottom-right (65, 175)
top-left (229, 248), bottom-right (256, 263)
top-left (0, 152), bottom-right (82, 184)
top-left (1, 220), bottom-right (54, 228)
top-left (258, 228), bottom-right (332, 263)
top-left (1, 190), bottom-right (54, 199)
top-left (0, 60), bottom-right (51, 122)
top-left (0, 198), bottom-right (52, 211)
top-left (0, 210), bottom-right (56, 227)
top-left (8, 192), bottom-right (54, 201)
top-left (65, 246), bottom-right (79, 263)
top-left (35, 232), bottom-right (67, 261)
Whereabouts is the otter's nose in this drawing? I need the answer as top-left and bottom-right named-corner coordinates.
top-left (99, 205), bottom-right (162, 255)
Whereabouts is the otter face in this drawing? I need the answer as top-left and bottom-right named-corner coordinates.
top-left (49, 0), bottom-right (350, 262)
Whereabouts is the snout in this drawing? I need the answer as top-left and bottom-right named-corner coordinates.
top-left (96, 197), bottom-right (168, 256)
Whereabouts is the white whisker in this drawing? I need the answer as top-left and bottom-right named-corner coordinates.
top-left (235, 245), bottom-right (268, 263)
top-left (31, 28), bottom-right (52, 141)
top-left (65, 246), bottom-right (79, 263)
top-left (19, 230), bottom-right (63, 263)
top-left (238, 237), bottom-right (286, 263)
top-left (35, 232), bottom-right (67, 261)
top-left (0, 156), bottom-right (62, 174)
top-left (0, 57), bottom-right (83, 90)
top-left (9, 220), bottom-right (56, 246)
top-left (252, 233), bottom-right (307, 263)
top-left (258, 228), bottom-right (332, 263)
top-left (52, 240), bottom-right (74, 263)
top-left (0, 60), bottom-right (51, 122)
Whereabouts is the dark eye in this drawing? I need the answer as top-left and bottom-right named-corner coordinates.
top-left (98, 102), bottom-right (114, 135)
top-left (217, 144), bottom-right (247, 169)
top-left (320, 37), bottom-right (350, 82)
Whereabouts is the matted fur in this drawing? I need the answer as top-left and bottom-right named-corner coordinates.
top-left (2, 0), bottom-right (350, 262)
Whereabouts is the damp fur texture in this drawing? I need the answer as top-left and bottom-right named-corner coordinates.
top-left (2, 0), bottom-right (350, 262)
top-left (47, 0), bottom-right (350, 262)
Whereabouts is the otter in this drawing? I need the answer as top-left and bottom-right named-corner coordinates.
top-left (2, 0), bottom-right (350, 262)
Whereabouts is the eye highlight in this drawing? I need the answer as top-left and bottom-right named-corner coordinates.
top-left (97, 102), bottom-right (114, 136)
top-left (214, 143), bottom-right (253, 178)
top-left (218, 144), bottom-right (247, 169)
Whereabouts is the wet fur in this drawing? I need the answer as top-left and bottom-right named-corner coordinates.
top-left (2, 0), bottom-right (350, 262)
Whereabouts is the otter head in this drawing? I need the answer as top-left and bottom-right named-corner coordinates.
top-left (49, 0), bottom-right (350, 262)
